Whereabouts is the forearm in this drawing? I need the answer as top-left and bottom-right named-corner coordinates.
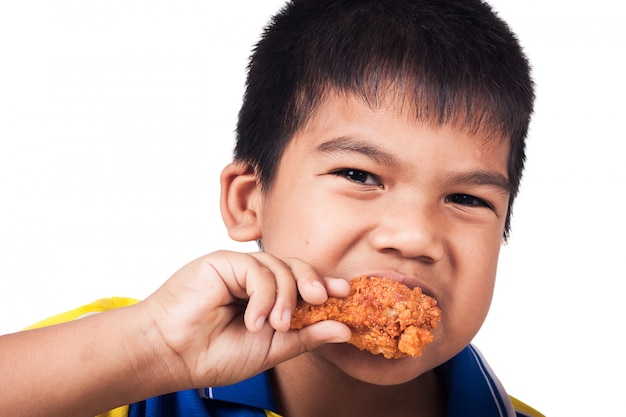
top-left (0, 251), bottom-right (353, 417)
top-left (0, 303), bottom-right (182, 417)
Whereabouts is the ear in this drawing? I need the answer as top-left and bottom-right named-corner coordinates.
top-left (220, 162), bottom-right (263, 242)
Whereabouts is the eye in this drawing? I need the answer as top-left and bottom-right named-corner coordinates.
top-left (331, 169), bottom-right (382, 187)
top-left (445, 193), bottom-right (491, 208)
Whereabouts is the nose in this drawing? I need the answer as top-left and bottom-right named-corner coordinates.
top-left (369, 201), bottom-right (445, 263)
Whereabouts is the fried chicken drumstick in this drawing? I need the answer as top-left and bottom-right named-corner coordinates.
top-left (290, 276), bottom-right (441, 359)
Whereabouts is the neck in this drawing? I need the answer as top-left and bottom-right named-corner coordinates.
top-left (271, 353), bottom-right (446, 417)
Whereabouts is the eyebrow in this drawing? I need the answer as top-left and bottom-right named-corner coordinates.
top-left (445, 171), bottom-right (512, 195)
top-left (315, 136), bottom-right (511, 193)
top-left (315, 137), bottom-right (405, 169)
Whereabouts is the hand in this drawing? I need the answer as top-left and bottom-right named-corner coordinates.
top-left (139, 250), bottom-right (352, 391)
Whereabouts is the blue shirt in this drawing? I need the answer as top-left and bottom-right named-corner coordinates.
top-left (28, 298), bottom-right (541, 417)
top-left (127, 344), bottom-right (542, 417)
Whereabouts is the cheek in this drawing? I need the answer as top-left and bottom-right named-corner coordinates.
top-left (260, 193), bottom-right (350, 258)
top-left (443, 228), bottom-right (500, 302)
top-left (459, 240), bottom-right (500, 304)
top-left (453, 220), bottom-right (503, 276)
top-left (446, 240), bottom-right (500, 337)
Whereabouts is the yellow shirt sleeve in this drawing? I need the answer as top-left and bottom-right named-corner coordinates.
top-left (25, 297), bottom-right (139, 330)
top-left (26, 297), bottom-right (139, 417)
top-left (510, 395), bottom-right (546, 417)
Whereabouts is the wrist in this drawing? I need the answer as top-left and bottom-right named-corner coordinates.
top-left (121, 301), bottom-right (194, 396)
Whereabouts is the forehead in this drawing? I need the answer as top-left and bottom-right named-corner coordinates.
top-left (294, 90), bottom-right (509, 155)
top-left (303, 82), bottom-right (508, 135)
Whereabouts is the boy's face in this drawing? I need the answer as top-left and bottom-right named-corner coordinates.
top-left (236, 92), bottom-right (510, 383)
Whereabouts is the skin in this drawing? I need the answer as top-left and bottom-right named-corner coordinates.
top-left (0, 91), bottom-right (510, 417)
top-left (221, 91), bottom-right (511, 416)
top-left (0, 253), bottom-right (351, 417)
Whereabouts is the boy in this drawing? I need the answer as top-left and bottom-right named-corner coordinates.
top-left (0, 0), bottom-right (541, 416)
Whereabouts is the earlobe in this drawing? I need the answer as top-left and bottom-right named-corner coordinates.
top-left (220, 162), bottom-right (263, 242)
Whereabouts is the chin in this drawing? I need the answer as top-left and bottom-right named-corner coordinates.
top-left (316, 343), bottom-right (435, 386)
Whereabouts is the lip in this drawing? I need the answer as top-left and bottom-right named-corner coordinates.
top-left (353, 270), bottom-right (438, 301)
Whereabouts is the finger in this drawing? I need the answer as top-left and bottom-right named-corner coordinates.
top-left (279, 321), bottom-right (352, 358)
top-left (248, 253), bottom-right (298, 332)
top-left (322, 277), bottom-right (351, 298)
top-left (284, 259), bottom-right (329, 305)
top-left (237, 260), bottom-right (278, 333)
top-left (298, 320), bottom-right (352, 347)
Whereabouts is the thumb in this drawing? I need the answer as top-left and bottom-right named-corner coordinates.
top-left (278, 321), bottom-right (352, 358)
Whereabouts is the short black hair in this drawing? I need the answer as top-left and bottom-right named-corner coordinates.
top-left (235, 0), bottom-right (535, 238)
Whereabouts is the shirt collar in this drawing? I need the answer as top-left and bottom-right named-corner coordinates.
top-left (201, 371), bottom-right (277, 412)
top-left (203, 344), bottom-right (515, 417)
top-left (439, 344), bottom-right (517, 417)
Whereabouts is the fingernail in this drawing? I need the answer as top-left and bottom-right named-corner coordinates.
top-left (282, 309), bottom-right (292, 325)
top-left (312, 281), bottom-right (325, 289)
top-left (328, 336), bottom-right (349, 343)
top-left (255, 316), bottom-right (266, 330)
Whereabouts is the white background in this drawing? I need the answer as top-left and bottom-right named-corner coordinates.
top-left (1, 1), bottom-right (624, 416)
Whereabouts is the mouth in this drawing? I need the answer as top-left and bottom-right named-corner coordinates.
top-left (354, 271), bottom-right (437, 301)
top-left (293, 275), bottom-right (442, 359)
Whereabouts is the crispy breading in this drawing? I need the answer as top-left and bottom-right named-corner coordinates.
top-left (290, 276), bottom-right (441, 359)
